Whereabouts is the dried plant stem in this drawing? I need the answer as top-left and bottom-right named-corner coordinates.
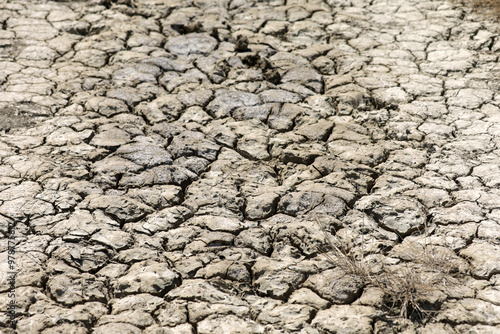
top-left (314, 216), bottom-right (468, 320)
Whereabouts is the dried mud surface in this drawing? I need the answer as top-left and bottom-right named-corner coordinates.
top-left (0, 0), bottom-right (500, 333)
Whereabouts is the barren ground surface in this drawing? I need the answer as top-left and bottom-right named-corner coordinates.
top-left (0, 0), bottom-right (500, 333)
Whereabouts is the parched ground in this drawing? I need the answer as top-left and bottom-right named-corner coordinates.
top-left (0, 0), bottom-right (499, 333)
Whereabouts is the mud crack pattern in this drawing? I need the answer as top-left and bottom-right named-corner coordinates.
top-left (0, 0), bottom-right (500, 333)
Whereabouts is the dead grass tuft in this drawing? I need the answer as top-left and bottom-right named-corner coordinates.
top-left (315, 217), bottom-right (469, 321)
top-left (374, 264), bottom-right (448, 319)
top-left (317, 224), bottom-right (373, 278)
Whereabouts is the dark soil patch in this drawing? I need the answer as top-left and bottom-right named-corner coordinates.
top-left (0, 104), bottom-right (46, 132)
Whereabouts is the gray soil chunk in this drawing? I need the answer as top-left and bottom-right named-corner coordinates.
top-left (48, 274), bottom-right (108, 305)
top-left (85, 97), bottom-right (129, 117)
top-left (79, 194), bottom-right (154, 223)
top-left (115, 142), bottom-right (173, 167)
top-left (197, 315), bottom-right (265, 334)
top-left (252, 258), bottom-right (306, 299)
top-left (207, 90), bottom-right (261, 119)
top-left (113, 261), bottom-right (180, 297)
top-left (234, 228), bottom-right (272, 255)
top-left (304, 268), bottom-right (364, 304)
top-left (278, 191), bottom-right (324, 216)
top-left (91, 127), bottom-right (132, 148)
top-left (165, 33), bottom-right (218, 56)
top-left (460, 242), bottom-right (500, 279)
top-left (245, 192), bottom-right (280, 220)
top-left (312, 305), bottom-right (376, 334)
top-left (355, 195), bottom-right (427, 236)
top-left (169, 131), bottom-right (220, 161)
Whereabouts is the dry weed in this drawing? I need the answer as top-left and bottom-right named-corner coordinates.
top-left (316, 217), bottom-right (373, 278)
top-left (374, 264), bottom-right (448, 319)
top-left (315, 216), bottom-right (469, 321)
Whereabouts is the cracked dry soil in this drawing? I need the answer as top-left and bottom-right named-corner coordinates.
top-left (0, 0), bottom-right (500, 333)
